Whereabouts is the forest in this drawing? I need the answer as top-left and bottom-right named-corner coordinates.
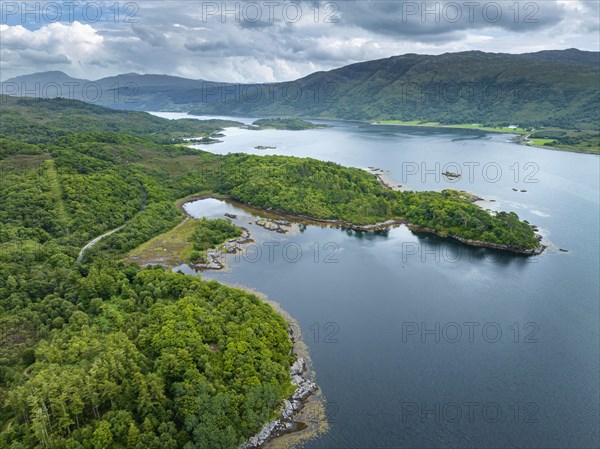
top-left (0, 97), bottom-right (539, 448)
top-left (189, 218), bottom-right (243, 264)
top-left (249, 118), bottom-right (327, 131)
top-left (0, 98), bottom-right (292, 449)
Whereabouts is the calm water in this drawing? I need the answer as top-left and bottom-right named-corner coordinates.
top-left (152, 112), bottom-right (600, 449)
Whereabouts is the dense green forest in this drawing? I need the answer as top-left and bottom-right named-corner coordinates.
top-left (0, 97), bottom-right (291, 449)
top-left (1, 97), bottom-right (540, 448)
top-left (247, 118), bottom-right (325, 131)
top-left (190, 218), bottom-right (243, 264)
top-left (214, 154), bottom-right (539, 249)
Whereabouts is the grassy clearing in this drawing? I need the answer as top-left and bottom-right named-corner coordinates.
top-left (377, 119), bottom-right (422, 125)
top-left (376, 120), bottom-right (528, 134)
top-left (528, 138), bottom-right (556, 147)
top-left (125, 216), bottom-right (197, 267)
top-left (44, 159), bottom-right (70, 234)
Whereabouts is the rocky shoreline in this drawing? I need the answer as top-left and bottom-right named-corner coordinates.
top-left (181, 194), bottom-right (544, 257)
top-left (222, 200), bottom-right (545, 254)
top-left (191, 227), bottom-right (253, 270)
top-left (256, 218), bottom-right (292, 233)
top-left (239, 327), bottom-right (318, 449)
top-left (406, 224), bottom-right (546, 256)
top-left (366, 167), bottom-right (405, 191)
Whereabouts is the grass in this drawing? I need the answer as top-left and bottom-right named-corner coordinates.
top-left (377, 119), bottom-right (421, 125)
top-left (376, 120), bottom-right (528, 134)
top-left (523, 129), bottom-right (600, 154)
top-left (376, 120), bottom-right (600, 153)
top-left (528, 138), bottom-right (556, 147)
top-left (125, 216), bottom-right (197, 267)
top-left (44, 160), bottom-right (70, 235)
top-left (137, 146), bottom-right (221, 176)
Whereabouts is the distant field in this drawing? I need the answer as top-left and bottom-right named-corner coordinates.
top-left (376, 120), bottom-right (528, 134)
top-left (376, 120), bottom-right (599, 153)
top-left (528, 138), bottom-right (556, 147)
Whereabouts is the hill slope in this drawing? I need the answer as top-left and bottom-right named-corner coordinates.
top-left (189, 49), bottom-right (600, 129)
top-left (2, 50), bottom-right (599, 129)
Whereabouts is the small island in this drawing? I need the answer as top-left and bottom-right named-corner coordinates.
top-left (250, 118), bottom-right (328, 130)
top-left (255, 145), bottom-right (277, 150)
top-left (185, 136), bottom-right (222, 144)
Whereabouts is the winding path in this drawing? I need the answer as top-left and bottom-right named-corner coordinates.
top-left (77, 181), bottom-right (147, 263)
top-left (77, 225), bottom-right (125, 263)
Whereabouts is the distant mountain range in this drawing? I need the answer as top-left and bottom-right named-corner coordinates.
top-left (2, 49), bottom-right (599, 129)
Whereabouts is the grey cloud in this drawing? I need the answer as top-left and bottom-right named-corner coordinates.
top-left (238, 20), bottom-right (275, 30)
top-left (19, 50), bottom-right (71, 65)
top-left (337, 0), bottom-right (565, 37)
top-left (185, 40), bottom-right (228, 52)
top-left (131, 24), bottom-right (167, 47)
top-left (0, 0), bottom-right (597, 82)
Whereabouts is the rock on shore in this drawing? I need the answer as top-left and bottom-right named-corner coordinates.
top-left (192, 228), bottom-right (252, 270)
top-left (239, 356), bottom-right (318, 449)
top-left (256, 218), bottom-right (292, 233)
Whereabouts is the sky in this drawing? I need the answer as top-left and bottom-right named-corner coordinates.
top-left (1, 0), bottom-right (599, 82)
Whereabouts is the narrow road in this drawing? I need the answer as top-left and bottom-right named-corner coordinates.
top-left (77, 225), bottom-right (125, 263)
top-left (77, 180), bottom-right (147, 263)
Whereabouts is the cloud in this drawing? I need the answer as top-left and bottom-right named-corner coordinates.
top-left (185, 40), bottom-right (227, 52)
top-left (0, 21), bottom-right (102, 52)
top-left (19, 50), bottom-right (71, 65)
top-left (0, 22), bottom-right (104, 78)
top-left (0, 0), bottom-right (597, 82)
top-left (131, 24), bottom-right (167, 47)
top-left (336, 0), bottom-right (566, 37)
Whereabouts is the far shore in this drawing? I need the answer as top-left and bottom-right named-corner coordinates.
top-left (372, 120), bottom-right (599, 155)
top-left (178, 113), bottom-right (597, 155)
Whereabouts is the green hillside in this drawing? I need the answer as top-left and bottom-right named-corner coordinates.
top-left (189, 50), bottom-right (599, 131)
top-left (3, 49), bottom-right (599, 132)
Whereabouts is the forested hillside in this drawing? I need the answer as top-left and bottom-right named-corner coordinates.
top-left (0, 97), bottom-right (291, 449)
top-left (4, 50), bottom-right (599, 131)
top-left (1, 97), bottom-right (540, 448)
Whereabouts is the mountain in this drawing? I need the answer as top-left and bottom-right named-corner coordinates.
top-left (2, 49), bottom-right (599, 128)
top-left (1, 71), bottom-right (219, 111)
top-left (521, 48), bottom-right (600, 66)
top-left (186, 49), bottom-right (599, 129)
top-left (3, 70), bottom-right (89, 85)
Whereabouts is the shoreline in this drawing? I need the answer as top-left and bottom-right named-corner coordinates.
top-left (365, 167), bottom-right (406, 191)
top-left (175, 111), bottom-right (598, 155)
top-left (162, 209), bottom-right (327, 447)
top-left (372, 121), bottom-right (598, 155)
top-left (180, 194), bottom-right (545, 256)
top-left (200, 284), bottom-right (327, 449)
top-left (372, 120), bottom-right (526, 136)
top-left (239, 326), bottom-right (322, 449)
